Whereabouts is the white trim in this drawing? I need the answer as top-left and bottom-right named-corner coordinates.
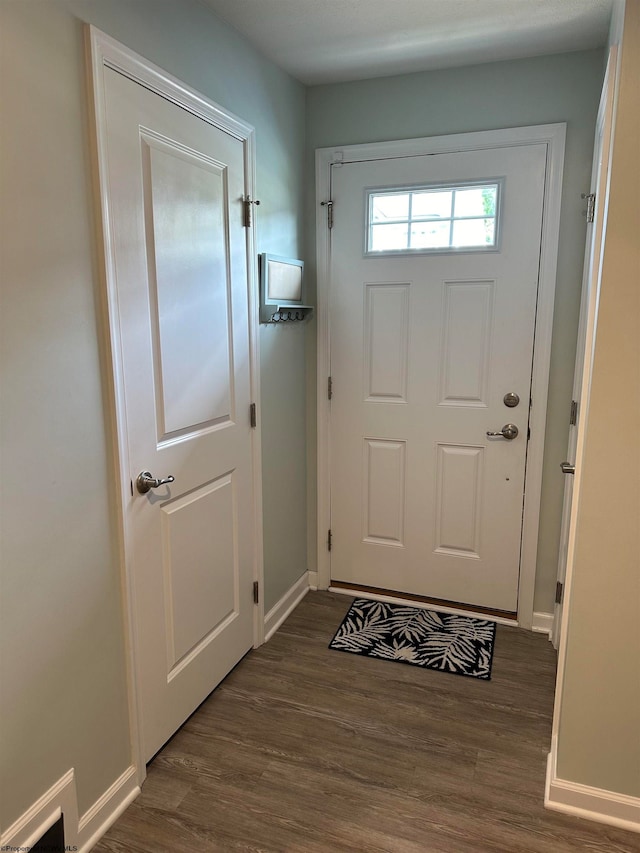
top-left (315, 143), bottom-right (332, 595)
top-left (85, 25), bottom-right (263, 785)
top-left (0, 770), bottom-right (78, 850)
top-left (243, 81), bottom-right (265, 654)
top-left (77, 766), bottom-right (139, 852)
top-left (609, 0), bottom-right (626, 45)
top-left (532, 611), bottom-right (554, 639)
top-left (551, 46), bottom-right (620, 654)
top-left (550, 42), bottom-right (620, 748)
top-left (316, 124), bottom-right (566, 632)
top-left (87, 27), bottom-right (255, 142)
top-left (546, 738), bottom-right (640, 834)
top-left (328, 585), bottom-right (519, 628)
top-left (0, 766), bottom-right (140, 852)
top-left (308, 570), bottom-right (319, 591)
top-left (264, 572), bottom-right (310, 641)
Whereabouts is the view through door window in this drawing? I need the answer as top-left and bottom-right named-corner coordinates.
top-left (367, 181), bottom-right (500, 254)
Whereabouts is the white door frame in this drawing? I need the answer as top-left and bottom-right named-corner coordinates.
top-left (549, 41), bottom-right (620, 762)
top-left (86, 26), bottom-right (265, 785)
top-left (551, 48), bottom-right (618, 650)
top-left (315, 124), bottom-right (566, 629)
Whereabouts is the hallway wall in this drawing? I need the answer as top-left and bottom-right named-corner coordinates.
top-left (557, 0), bottom-right (640, 799)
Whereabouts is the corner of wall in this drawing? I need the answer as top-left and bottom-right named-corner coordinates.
top-left (0, 766), bottom-right (140, 853)
top-left (546, 737), bottom-right (640, 835)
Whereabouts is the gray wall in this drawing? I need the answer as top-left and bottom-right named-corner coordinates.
top-left (305, 49), bottom-right (605, 612)
top-left (557, 0), bottom-right (640, 797)
top-left (0, 0), bottom-right (305, 829)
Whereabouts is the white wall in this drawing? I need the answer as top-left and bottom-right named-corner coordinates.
top-left (556, 0), bottom-right (640, 798)
top-left (0, 0), bottom-right (305, 831)
top-left (305, 49), bottom-right (605, 612)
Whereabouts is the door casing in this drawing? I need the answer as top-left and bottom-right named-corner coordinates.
top-left (315, 124), bottom-right (566, 629)
top-left (87, 25), bottom-right (264, 785)
top-left (551, 48), bottom-right (618, 651)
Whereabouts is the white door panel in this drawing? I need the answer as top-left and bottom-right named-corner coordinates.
top-left (330, 145), bottom-right (547, 611)
top-left (145, 137), bottom-right (233, 436)
top-left (104, 68), bottom-right (254, 761)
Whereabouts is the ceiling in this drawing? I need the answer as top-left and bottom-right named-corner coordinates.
top-left (200, 0), bottom-right (613, 85)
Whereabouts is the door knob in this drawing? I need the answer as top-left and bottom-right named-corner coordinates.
top-left (136, 471), bottom-right (175, 494)
top-left (486, 424), bottom-right (519, 440)
top-left (560, 462), bottom-right (575, 475)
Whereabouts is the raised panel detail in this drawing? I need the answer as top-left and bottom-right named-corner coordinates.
top-left (143, 135), bottom-right (234, 442)
top-left (363, 439), bottom-right (406, 546)
top-left (161, 473), bottom-right (238, 676)
top-left (435, 444), bottom-right (483, 558)
top-left (364, 284), bottom-right (410, 402)
top-left (439, 280), bottom-right (495, 407)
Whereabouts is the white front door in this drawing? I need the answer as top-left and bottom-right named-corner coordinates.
top-left (329, 144), bottom-right (547, 612)
top-left (103, 68), bottom-right (256, 761)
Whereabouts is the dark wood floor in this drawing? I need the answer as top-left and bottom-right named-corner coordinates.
top-left (95, 592), bottom-right (639, 852)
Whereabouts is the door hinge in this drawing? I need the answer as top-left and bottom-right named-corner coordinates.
top-left (243, 196), bottom-right (260, 228)
top-left (327, 529), bottom-right (332, 551)
top-left (250, 402), bottom-right (257, 428)
top-left (570, 399), bottom-right (578, 426)
top-left (555, 581), bottom-right (563, 605)
top-left (581, 192), bottom-right (596, 224)
top-left (328, 376), bottom-right (333, 400)
top-left (321, 200), bottom-right (334, 229)
top-left (253, 581), bottom-right (259, 604)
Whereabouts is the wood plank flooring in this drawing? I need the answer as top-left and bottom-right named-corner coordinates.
top-left (94, 592), bottom-right (639, 852)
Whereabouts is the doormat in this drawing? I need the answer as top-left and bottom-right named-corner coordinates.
top-left (329, 598), bottom-right (497, 680)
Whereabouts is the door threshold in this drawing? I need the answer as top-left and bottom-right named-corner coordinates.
top-left (329, 581), bottom-right (518, 626)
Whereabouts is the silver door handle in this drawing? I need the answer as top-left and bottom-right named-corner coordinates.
top-left (486, 423), bottom-right (519, 440)
top-left (560, 462), bottom-right (575, 475)
top-left (136, 471), bottom-right (175, 494)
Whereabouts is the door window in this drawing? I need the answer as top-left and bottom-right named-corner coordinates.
top-left (366, 181), bottom-right (500, 255)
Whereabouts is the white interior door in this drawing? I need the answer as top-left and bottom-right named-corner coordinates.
top-left (553, 47), bottom-right (617, 648)
top-left (329, 145), bottom-right (547, 612)
top-left (103, 68), bottom-right (256, 761)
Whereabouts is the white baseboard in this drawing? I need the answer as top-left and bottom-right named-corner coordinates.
top-left (308, 570), bottom-right (319, 590)
top-left (532, 610), bottom-right (554, 639)
top-left (546, 737), bottom-right (640, 834)
top-left (0, 765), bottom-right (140, 852)
top-left (264, 572), bottom-right (310, 641)
top-left (77, 765), bottom-right (139, 851)
top-left (0, 768), bottom-right (79, 850)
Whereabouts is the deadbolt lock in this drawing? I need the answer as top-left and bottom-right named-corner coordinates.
top-left (503, 392), bottom-right (520, 408)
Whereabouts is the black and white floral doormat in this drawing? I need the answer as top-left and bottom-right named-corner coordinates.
top-left (329, 598), bottom-right (497, 680)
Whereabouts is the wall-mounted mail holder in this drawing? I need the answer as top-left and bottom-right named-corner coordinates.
top-left (259, 253), bottom-right (314, 324)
